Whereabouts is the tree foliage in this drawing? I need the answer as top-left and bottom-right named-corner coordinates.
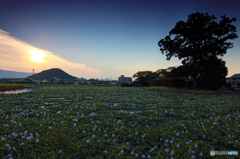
top-left (133, 71), bottom-right (156, 86)
top-left (158, 12), bottom-right (238, 90)
top-left (155, 67), bottom-right (176, 78)
top-left (195, 56), bottom-right (228, 90)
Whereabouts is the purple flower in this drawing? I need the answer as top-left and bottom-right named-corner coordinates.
top-left (6, 144), bottom-right (10, 148)
top-left (92, 135), bottom-right (95, 138)
top-left (36, 139), bottom-right (39, 143)
top-left (177, 144), bottom-right (180, 148)
top-left (58, 150), bottom-right (62, 153)
top-left (199, 153), bottom-right (203, 157)
top-left (1, 137), bottom-right (6, 141)
top-left (87, 140), bottom-right (90, 143)
top-left (165, 149), bottom-right (169, 153)
top-left (191, 155), bottom-right (195, 158)
top-left (194, 144), bottom-right (198, 148)
top-left (121, 150), bottom-right (124, 154)
top-left (147, 155), bottom-right (151, 159)
top-left (142, 154), bottom-right (146, 158)
top-left (131, 151), bottom-right (134, 155)
top-left (136, 154), bottom-right (139, 157)
top-left (104, 150), bottom-right (108, 153)
top-left (105, 134), bottom-right (107, 137)
top-left (186, 142), bottom-right (190, 145)
top-left (176, 133), bottom-right (179, 136)
top-left (170, 151), bottom-right (175, 156)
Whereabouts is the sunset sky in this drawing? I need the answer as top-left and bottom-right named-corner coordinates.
top-left (0, 0), bottom-right (239, 79)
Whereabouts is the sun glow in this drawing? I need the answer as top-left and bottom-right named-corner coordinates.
top-left (30, 50), bottom-right (44, 63)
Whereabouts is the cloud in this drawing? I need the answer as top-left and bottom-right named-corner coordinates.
top-left (0, 29), bottom-right (102, 77)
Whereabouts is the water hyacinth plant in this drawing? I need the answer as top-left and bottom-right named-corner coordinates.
top-left (0, 86), bottom-right (239, 158)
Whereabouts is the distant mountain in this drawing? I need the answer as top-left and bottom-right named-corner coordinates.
top-left (28, 68), bottom-right (76, 81)
top-left (0, 69), bottom-right (32, 78)
top-left (100, 78), bottom-right (112, 81)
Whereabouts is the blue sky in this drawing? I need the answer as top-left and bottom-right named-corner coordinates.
top-left (0, 0), bottom-right (239, 79)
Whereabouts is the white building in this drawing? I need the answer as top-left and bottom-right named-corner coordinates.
top-left (118, 75), bottom-right (132, 83)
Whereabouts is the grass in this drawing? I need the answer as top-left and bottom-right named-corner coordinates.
top-left (0, 86), bottom-right (239, 159)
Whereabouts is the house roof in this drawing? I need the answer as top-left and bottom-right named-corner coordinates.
top-left (42, 79), bottom-right (49, 82)
top-left (230, 74), bottom-right (240, 78)
top-left (19, 77), bottom-right (35, 82)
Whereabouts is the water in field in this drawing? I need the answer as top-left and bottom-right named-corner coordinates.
top-left (0, 88), bottom-right (32, 94)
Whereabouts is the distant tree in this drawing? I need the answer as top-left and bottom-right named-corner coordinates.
top-left (154, 67), bottom-right (176, 79)
top-left (133, 71), bottom-right (156, 86)
top-left (158, 12), bottom-right (238, 90)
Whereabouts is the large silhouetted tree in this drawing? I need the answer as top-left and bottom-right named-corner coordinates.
top-left (133, 71), bottom-right (156, 86)
top-left (158, 12), bottom-right (238, 90)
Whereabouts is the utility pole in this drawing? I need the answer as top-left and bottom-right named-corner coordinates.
top-left (32, 69), bottom-right (34, 75)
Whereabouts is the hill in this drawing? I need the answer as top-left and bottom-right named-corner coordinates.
top-left (0, 69), bottom-right (32, 78)
top-left (28, 68), bottom-right (76, 81)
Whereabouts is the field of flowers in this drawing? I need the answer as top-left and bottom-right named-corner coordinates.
top-left (0, 86), bottom-right (239, 159)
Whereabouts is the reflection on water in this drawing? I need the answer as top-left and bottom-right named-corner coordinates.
top-left (0, 88), bottom-right (32, 94)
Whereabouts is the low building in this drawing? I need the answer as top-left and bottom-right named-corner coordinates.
top-left (18, 77), bottom-right (36, 84)
top-left (52, 79), bottom-right (63, 84)
top-left (109, 80), bottom-right (119, 85)
top-left (99, 81), bottom-right (109, 84)
top-left (228, 74), bottom-right (240, 87)
top-left (41, 79), bottom-right (50, 84)
top-left (0, 79), bottom-right (8, 84)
